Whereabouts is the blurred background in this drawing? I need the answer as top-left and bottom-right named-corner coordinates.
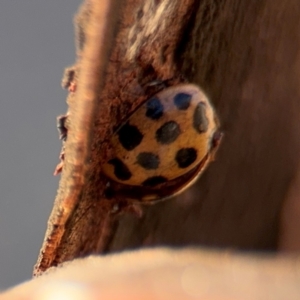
top-left (0, 1), bottom-right (81, 288)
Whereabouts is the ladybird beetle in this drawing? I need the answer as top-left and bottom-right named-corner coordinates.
top-left (103, 84), bottom-right (222, 202)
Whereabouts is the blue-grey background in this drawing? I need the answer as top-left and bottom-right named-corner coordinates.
top-left (0, 1), bottom-right (82, 288)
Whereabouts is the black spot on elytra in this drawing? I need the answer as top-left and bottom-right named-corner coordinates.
top-left (193, 102), bottom-right (209, 133)
top-left (108, 158), bottom-right (132, 181)
top-left (173, 93), bottom-right (192, 110)
top-left (137, 152), bottom-right (160, 170)
top-left (156, 121), bottom-right (181, 144)
top-left (175, 148), bottom-right (197, 168)
top-left (145, 97), bottom-right (164, 120)
top-left (117, 122), bottom-right (143, 150)
top-left (142, 176), bottom-right (168, 187)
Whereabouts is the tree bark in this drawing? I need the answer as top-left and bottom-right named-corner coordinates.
top-left (34, 0), bottom-right (300, 275)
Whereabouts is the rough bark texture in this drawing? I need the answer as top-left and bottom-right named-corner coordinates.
top-left (35, 0), bottom-right (300, 275)
top-left (34, 0), bottom-right (124, 274)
